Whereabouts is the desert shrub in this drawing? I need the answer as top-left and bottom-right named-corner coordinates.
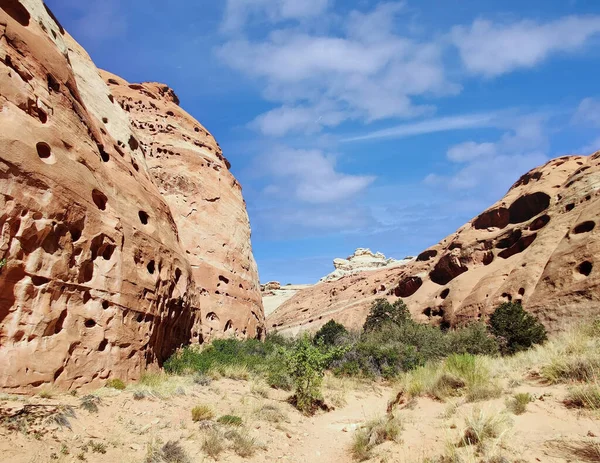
top-left (351, 415), bottom-right (402, 461)
top-left (564, 384), bottom-right (600, 409)
top-left (225, 429), bottom-right (259, 458)
top-left (201, 429), bottom-right (225, 459)
top-left (89, 441), bottom-right (107, 454)
top-left (38, 388), bottom-right (54, 399)
top-left (193, 374), bottom-right (212, 386)
top-left (363, 299), bottom-right (411, 332)
top-left (283, 334), bottom-right (347, 413)
top-left (446, 323), bottom-right (500, 356)
top-left (445, 354), bottom-right (501, 402)
top-left (256, 403), bottom-right (287, 423)
top-left (314, 320), bottom-right (348, 346)
top-left (489, 302), bottom-right (547, 354)
top-left (506, 392), bottom-right (532, 415)
top-left (461, 408), bottom-right (511, 450)
top-left (191, 405), bottom-right (214, 422)
top-left (542, 354), bottom-right (600, 383)
top-left (217, 415), bottom-right (243, 426)
top-left (105, 379), bottom-right (126, 390)
top-left (0, 258), bottom-right (6, 271)
top-left (80, 395), bottom-right (101, 413)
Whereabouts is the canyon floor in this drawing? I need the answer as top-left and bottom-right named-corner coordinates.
top-left (0, 368), bottom-right (597, 463)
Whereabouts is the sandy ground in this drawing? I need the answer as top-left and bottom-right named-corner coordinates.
top-left (1, 372), bottom-right (598, 463)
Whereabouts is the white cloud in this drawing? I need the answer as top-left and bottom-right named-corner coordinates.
top-left (217, 2), bottom-right (457, 136)
top-left (573, 97), bottom-right (600, 127)
top-left (428, 116), bottom-right (549, 192)
top-left (260, 147), bottom-right (375, 204)
top-left (452, 16), bottom-right (600, 77)
top-left (343, 112), bottom-right (499, 142)
top-left (221, 0), bottom-right (331, 33)
top-left (447, 141), bottom-right (496, 162)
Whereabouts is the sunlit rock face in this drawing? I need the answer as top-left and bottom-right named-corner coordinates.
top-left (0, 0), bottom-right (264, 392)
top-left (268, 154), bottom-right (600, 336)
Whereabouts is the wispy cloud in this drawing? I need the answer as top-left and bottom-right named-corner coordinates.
top-left (217, 2), bottom-right (456, 137)
top-left (342, 112), bottom-right (499, 142)
top-left (452, 16), bottom-right (600, 77)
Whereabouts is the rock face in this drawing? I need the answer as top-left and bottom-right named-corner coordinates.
top-left (0, 0), bottom-right (263, 392)
top-left (320, 248), bottom-right (413, 282)
top-left (268, 154), bottom-right (600, 335)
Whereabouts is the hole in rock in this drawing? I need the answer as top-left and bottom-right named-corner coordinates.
top-left (573, 221), bottom-right (595, 234)
top-left (498, 233), bottom-right (537, 259)
top-left (529, 215), bottom-right (550, 231)
top-left (36, 142), bottom-right (54, 163)
top-left (92, 190), bottom-right (108, 210)
top-left (31, 275), bottom-right (50, 286)
top-left (38, 108), bottom-right (48, 124)
top-left (577, 261), bottom-right (593, 277)
top-left (394, 276), bottom-right (423, 298)
top-left (84, 319), bottom-right (96, 328)
top-left (518, 288), bottom-right (525, 296)
top-left (138, 211), bottom-right (149, 225)
top-left (566, 203), bottom-right (575, 212)
top-left (473, 207), bottom-right (510, 230)
top-left (175, 268), bottom-right (182, 283)
top-left (98, 339), bottom-right (108, 351)
top-left (218, 275), bottom-right (230, 284)
top-left (496, 229), bottom-right (522, 249)
top-left (508, 192), bottom-right (551, 224)
top-left (102, 301), bottom-right (109, 309)
top-left (147, 260), bottom-right (155, 274)
top-left (128, 135), bottom-right (139, 151)
top-left (102, 117), bottom-right (108, 124)
top-left (47, 73), bottom-right (60, 92)
top-left (224, 320), bottom-right (233, 331)
top-left (429, 254), bottom-right (469, 286)
top-left (54, 310), bottom-right (67, 334)
top-left (206, 312), bottom-right (219, 322)
top-left (83, 291), bottom-right (91, 304)
top-left (417, 249), bottom-right (438, 262)
top-left (440, 288), bottom-right (450, 299)
top-left (2, 0), bottom-right (31, 26)
top-left (54, 367), bottom-right (64, 381)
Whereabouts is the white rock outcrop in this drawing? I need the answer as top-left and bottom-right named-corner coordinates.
top-left (320, 248), bottom-right (414, 282)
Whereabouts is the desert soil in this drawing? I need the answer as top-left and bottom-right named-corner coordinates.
top-left (0, 375), bottom-right (597, 463)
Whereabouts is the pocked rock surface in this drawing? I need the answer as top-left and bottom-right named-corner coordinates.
top-left (268, 154), bottom-right (600, 335)
top-left (0, 0), bottom-right (264, 392)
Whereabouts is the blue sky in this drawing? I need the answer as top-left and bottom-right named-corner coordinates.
top-left (47, 0), bottom-right (600, 283)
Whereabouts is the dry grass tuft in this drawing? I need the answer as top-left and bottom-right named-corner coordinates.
top-left (201, 429), bottom-right (225, 459)
top-left (192, 404), bottom-right (214, 422)
top-left (351, 415), bottom-right (402, 461)
top-left (505, 392), bottom-right (532, 415)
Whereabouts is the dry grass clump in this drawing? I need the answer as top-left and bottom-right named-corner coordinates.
top-left (201, 429), bottom-right (225, 460)
top-left (564, 384), bottom-right (600, 410)
top-left (128, 371), bottom-right (192, 398)
top-left (397, 354), bottom-right (501, 403)
top-left (459, 408), bottom-right (511, 452)
top-left (38, 388), bottom-right (54, 399)
top-left (80, 395), bottom-right (101, 413)
top-left (256, 403), bottom-right (287, 423)
top-left (351, 415), bottom-right (402, 461)
top-left (145, 439), bottom-right (190, 463)
top-left (546, 438), bottom-right (600, 462)
top-left (191, 404), bottom-right (214, 422)
top-left (208, 364), bottom-right (250, 381)
top-left (224, 429), bottom-right (259, 458)
top-left (217, 415), bottom-right (243, 426)
top-left (505, 392), bottom-right (532, 415)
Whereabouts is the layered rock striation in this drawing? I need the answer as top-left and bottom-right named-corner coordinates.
top-left (0, 0), bottom-right (263, 392)
top-left (268, 154), bottom-right (600, 335)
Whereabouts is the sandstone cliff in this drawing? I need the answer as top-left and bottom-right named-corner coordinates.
top-left (320, 248), bottom-right (414, 282)
top-left (0, 0), bottom-right (263, 392)
top-left (268, 154), bottom-right (600, 335)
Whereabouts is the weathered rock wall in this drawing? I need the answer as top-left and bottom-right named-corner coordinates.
top-left (268, 154), bottom-right (600, 335)
top-left (0, 0), bottom-right (263, 392)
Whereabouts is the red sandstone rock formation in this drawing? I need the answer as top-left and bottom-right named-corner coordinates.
top-left (268, 154), bottom-right (600, 335)
top-left (0, 0), bottom-right (263, 392)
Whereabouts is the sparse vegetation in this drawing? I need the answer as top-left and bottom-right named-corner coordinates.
top-left (489, 302), bottom-right (547, 354)
top-left (38, 388), bottom-right (54, 399)
top-left (506, 392), bottom-right (532, 415)
top-left (105, 379), bottom-right (126, 390)
top-left (80, 395), bottom-right (101, 413)
top-left (145, 440), bottom-right (190, 463)
top-left (314, 320), bottom-right (348, 345)
top-left (283, 334), bottom-right (347, 413)
top-left (201, 429), bottom-right (225, 459)
top-left (191, 404), bottom-right (214, 422)
top-left (217, 414), bottom-right (243, 426)
top-left (351, 415), bottom-right (402, 461)
top-left (460, 408), bottom-right (511, 451)
top-left (564, 384), bottom-right (600, 409)
top-left (225, 429), bottom-right (259, 458)
top-left (363, 298), bottom-right (411, 332)
top-left (256, 403), bottom-right (287, 423)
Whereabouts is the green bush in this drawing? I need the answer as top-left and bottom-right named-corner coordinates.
top-left (363, 299), bottom-right (411, 332)
top-left (314, 320), bottom-right (348, 346)
top-left (105, 379), bottom-right (126, 390)
top-left (446, 323), bottom-right (500, 356)
top-left (217, 415), bottom-right (243, 426)
top-left (489, 302), bottom-right (547, 354)
top-left (283, 335), bottom-right (347, 413)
